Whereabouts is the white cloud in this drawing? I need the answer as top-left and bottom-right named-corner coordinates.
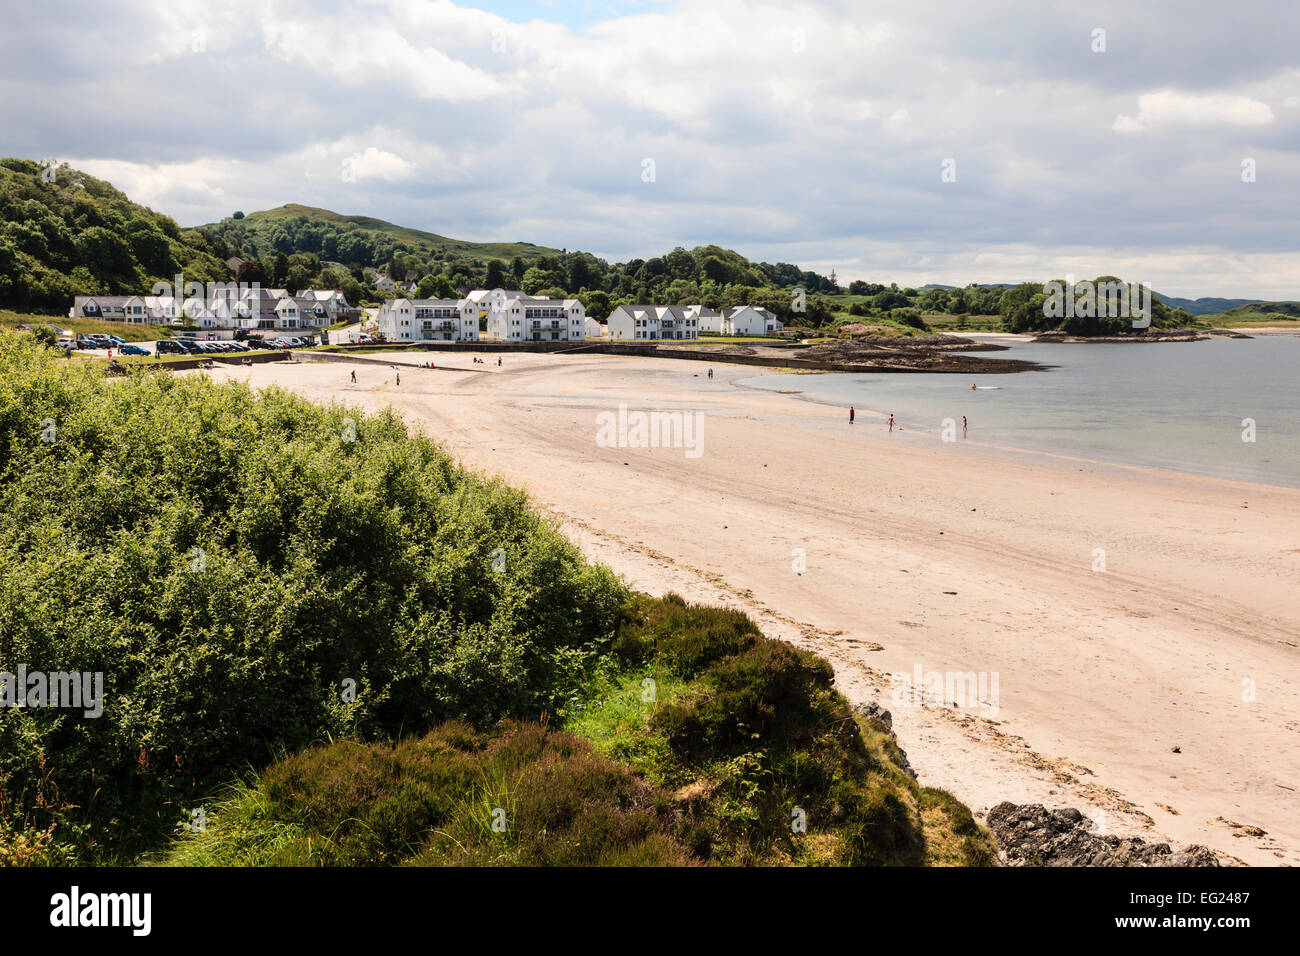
top-left (342, 147), bottom-right (415, 182)
top-left (7, 0), bottom-right (1300, 298)
top-left (1114, 90), bottom-right (1275, 133)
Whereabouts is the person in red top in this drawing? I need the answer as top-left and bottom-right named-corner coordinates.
top-left (849, 406), bottom-right (855, 424)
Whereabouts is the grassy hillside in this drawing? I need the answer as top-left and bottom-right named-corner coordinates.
top-left (218, 204), bottom-right (563, 263)
top-left (162, 594), bottom-right (994, 867)
top-left (0, 158), bottom-right (231, 313)
top-left (0, 309), bottom-right (171, 341)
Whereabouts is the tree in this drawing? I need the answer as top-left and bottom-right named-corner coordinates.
top-left (664, 247), bottom-right (695, 280)
top-left (568, 256), bottom-right (596, 291)
top-left (232, 211), bottom-right (245, 220)
top-left (417, 274), bottom-right (454, 299)
top-left (272, 253), bottom-right (289, 288)
top-left (579, 290), bottom-right (612, 321)
top-left (485, 259), bottom-right (507, 288)
top-left (74, 226), bottom-right (136, 287)
top-left (521, 267), bottom-right (553, 295)
top-left (235, 259), bottom-right (269, 287)
top-left (125, 219), bottom-right (174, 275)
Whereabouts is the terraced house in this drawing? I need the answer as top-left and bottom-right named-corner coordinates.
top-left (606, 305), bottom-right (701, 341)
top-left (70, 288), bottom-right (353, 332)
top-left (377, 297), bottom-right (480, 342)
top-left (486, 293), bottom-right (586, 342)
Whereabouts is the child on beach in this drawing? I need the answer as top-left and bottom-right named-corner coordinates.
top-left (963, 415), bottom-right (967, 438)
top-left (888, 414), bottom-right (894, 432)
top-left (849, 406), bottom-right (855, 424)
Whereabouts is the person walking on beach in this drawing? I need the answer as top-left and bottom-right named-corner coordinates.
top-left (963, 415), bottom-right (968, 439)
top-left (708, 368), bottom-right (713, 379)
top-left (888, 414), bottom-right (894, 433)
top-left (350, 369), bottom-right (356, 383)
top-left (849, 405), bottom-right (855, 424)
top-left (396, 370), bottom-right (400, 386)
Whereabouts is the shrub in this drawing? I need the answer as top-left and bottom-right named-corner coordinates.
top-left (0, 332), bottom-right (627, 859)
top-left (611, 592), bottom-right (760, 676)
top-left (167, 721), bottom-right (698, 867)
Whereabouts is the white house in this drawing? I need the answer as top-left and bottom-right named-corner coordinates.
top-left (606, 305), bottom-right (700, 341)
top-left (372, 273), bottom-right (397, 292)
top-left (486, 295), bottom-right (586, 342)
top-left (70, 295), bottom-right (154, 323)
top-left (684, 305), bottom-right (723, 333)
top-left (377, 298), bottom-right (480, 342)
top-left (70, 287), bottom-right (352, 331)
top-left (584, 316), bottom-right (605, 338)
top-left (723, 306), bottom-right (783, 336)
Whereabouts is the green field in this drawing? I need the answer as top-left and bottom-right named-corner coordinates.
top-left (916, 312), bottom-right (1003, 332)
top-left (1196, 311), bottom-right (1300, 329)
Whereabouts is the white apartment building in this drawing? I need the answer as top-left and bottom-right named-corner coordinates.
top-left (606, 305), bottom-right (700, 341)
top-left (377, 298), bottom-right (480, 342)
top-left (486, 294), bottom-right (586, 342)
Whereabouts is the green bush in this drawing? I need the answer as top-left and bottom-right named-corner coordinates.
top-left (0, 331), bottom-right (627, 860)
top-left (163, 594), bottom-right (997, 867)
top-left (611, 592), bottom-right (759, 676)
top-left (165, 721), bottom-right (696, 867)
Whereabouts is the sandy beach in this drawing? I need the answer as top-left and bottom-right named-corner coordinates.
top-left (200, 352), bottom-right (1300, 865)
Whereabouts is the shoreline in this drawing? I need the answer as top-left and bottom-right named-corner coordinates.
top-left (195, 353), bottom-right (1300, 866)
top-left (731, 374), bottom-right (1300, 492)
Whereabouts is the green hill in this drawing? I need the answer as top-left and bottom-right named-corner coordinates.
top-left (205, 203), bottom-right (564, 266)
top-left (1223, 300), bottom-right (1300, 317)
top-left (0, 158), bottom-right (231, 312)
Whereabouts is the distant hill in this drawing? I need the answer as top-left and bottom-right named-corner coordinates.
top-left (1222, 301), bottom-right (1300, 317)
top-left (199, 204), bottom-right (565, 267)
top-left (1151, 293), bottom-right (1262, 315)
top-left (0, 158), bottom-right (230, 311)
top-left (920, 283), bottom-right (1273, 316)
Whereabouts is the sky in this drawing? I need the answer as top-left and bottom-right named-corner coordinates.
top-left (3, 0), bottom-right (1299, 298)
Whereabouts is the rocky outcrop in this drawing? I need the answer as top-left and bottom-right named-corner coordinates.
top-left (987, 803), bottom-right (1218, 867)
top-left (851, 701), bottom-right (918, 781)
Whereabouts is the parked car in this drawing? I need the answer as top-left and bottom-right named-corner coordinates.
top-left (119, 344), bottom-right (149, 356)
top-left (155, 340), bottom-right (187, 355)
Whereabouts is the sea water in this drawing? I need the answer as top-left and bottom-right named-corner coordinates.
top-left (737, 336), bottom-right (1300, 488)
